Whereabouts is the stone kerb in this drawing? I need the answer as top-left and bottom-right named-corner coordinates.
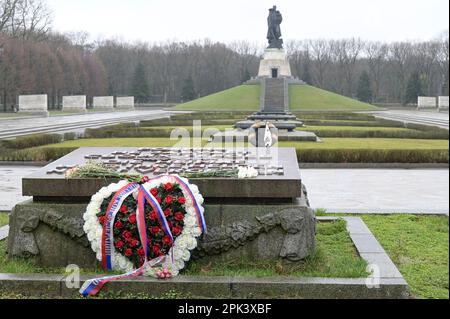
top-left (116, 96), bottom-right (135, 110)
top-left (62, 96), bottom-right (87, 113)
top-left (18, 94), bottom-right (49, 116)
top-left (93, 96), bottom-right (114, 110)
top-left (417, 96), bottom-right (437, 110)
top-left (438, 96), bottom-right (449, 111)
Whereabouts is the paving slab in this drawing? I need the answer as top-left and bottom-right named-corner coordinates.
top-left (302, 169), bottom-right (449, 215)
top-left (0, 226), bottom-right (9, 241)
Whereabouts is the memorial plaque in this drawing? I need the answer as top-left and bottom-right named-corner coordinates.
top-left (93, 96), bottom-right (114, 109)
top-left (18, 94), bottom-right (49, 116)
top-left (23, 147), bottom-right (301, 199)
top-left (438, 96), bottom-right (449, 111)
top-left (62, 96), bottom-right (87, 113)
top-left (418, 96), bottom-right (437, 109)
top-left (116, 96), bottom-right (135, 109)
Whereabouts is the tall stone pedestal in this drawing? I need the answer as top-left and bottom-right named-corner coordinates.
top-left (258, 49), bottom-right (292, 78)
top-left (7, 147), bottom-right (316, 269)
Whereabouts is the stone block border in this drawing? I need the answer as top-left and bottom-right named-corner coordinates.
top-left (0, 217), bottom-right (410, 299)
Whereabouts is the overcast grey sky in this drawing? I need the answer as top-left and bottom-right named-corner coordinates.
top-left (46, 0), bottom-right (449, 44)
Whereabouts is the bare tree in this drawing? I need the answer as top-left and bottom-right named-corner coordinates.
top-left (309, 39), bottom-right (332, 88)
top-left (1, 0), bottom-right (52, 40)
top-left (365, 42), bottom-right (388, 101)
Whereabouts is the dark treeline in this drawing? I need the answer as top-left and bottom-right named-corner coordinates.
top-left (286, 37), bottom-right (449, 104)
top-left (0, 0), bottom-right (449, 110)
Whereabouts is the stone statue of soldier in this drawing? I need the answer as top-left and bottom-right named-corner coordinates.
top-left (267, 6), bottom-right (283, 49)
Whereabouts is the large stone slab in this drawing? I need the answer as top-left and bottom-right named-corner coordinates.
top-left (22, 147), bottom-right (303, 199)
top-left (93, 96), bottom-right (114, 110)
top-left (417, 96), bottom-right (437, 109)
top-left (116, 96), bottom-right (135, 110)
top-left (18, 95), bottom-right (49, 116)
top-left (438, 96), bottom-right (449, 111)
top-left (8, 187), bottom-right (316, 268)
top-left (62, 96), bottom-right (87, 113)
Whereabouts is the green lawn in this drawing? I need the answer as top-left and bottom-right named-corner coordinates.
top-left (0, 214), bottom-right (8, 227)
top-left (298, 126), bottom-right (414, 133)
top-left (279, 138), bottom-right (449, 150)
top-left (43, 137), bottom-right (208, 148)
top-left (185, 220), bottom-right (368, 279)
top-left (175, 85), bottom-right (260, 111)
top-left (0, 220), bottom-right (367, 280)
top-left (290, 85), bottom-right (378, 111)
top-left (362, 215), bottom-right (449, 299)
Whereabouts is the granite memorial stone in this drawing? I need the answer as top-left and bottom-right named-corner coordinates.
top-left (62, 95), bottom-right (87, 113)
top-left (417, 96), bottom-right (437, 109)
top-left (18, 94), bottom-right (49, 116)
top-left (438, 96), bottom-right (449, 111)
top-left (116, 96), bottom-right (135, 110)
top-left (93, 96), bottom-right (114, 110)
top-left (9, 147), bottom-right (316, 268)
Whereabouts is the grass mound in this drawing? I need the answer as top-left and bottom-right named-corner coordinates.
top-left (175, 85), bottom-right (260, 111)
top-left (174, 84), bottom-right (378, 111)
top-left (290, 85), bottom-right (378, 111)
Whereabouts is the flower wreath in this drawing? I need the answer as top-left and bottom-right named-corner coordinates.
top-left (80, 175), bottom-right (206, 296)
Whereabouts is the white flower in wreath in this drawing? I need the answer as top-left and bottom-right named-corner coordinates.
top-left (238, 166), bottom-right (259, 179)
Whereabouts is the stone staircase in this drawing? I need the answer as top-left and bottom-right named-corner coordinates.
top-left (263, 78), bottom-right (287, 112)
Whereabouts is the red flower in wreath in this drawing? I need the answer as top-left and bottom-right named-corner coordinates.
top-left (138, 248), bottom-right (146, 257)
top-left (98, 216), bottom-right (107, 225)
top-left (152, 244), bottom-right (161, 255)
top-left (129, 239), bottom-right (139, 248)
top-left (163, 235), bottom-right (172, 245)
top-left (175, 212), bottom-right (184, 222)
top-left (120, 205), bottom-right (128, 214)
top-left (164, 183), bottom-right (174, 191)
top-left (123, 231), bottom-right (133, 240)
top-left (125, 248), bottom-right (133, 257)
top-left (128, 214), bottom-right (137, 224)
top-left (115, 221), bottom-right (124, 229)
top-left (150, 188), bottom-right (158, 197)
top-left (164, 208), bottom-right (172, 217)
top-left (173, 226), bottom-right (183, 236)
top-left (156, 197), bottom-right (162, 204)
top-left (165, 195), bottom-right (174, 205)
top-left (178, 197), bottom-right (186, 205)
top-left (151, 226), bottom-right (162, 235)
top-left (115, 240), bottom-right (124, 249)
top-left (149, 211), bottom-right (158, 220)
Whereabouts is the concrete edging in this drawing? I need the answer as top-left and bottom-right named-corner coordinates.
top-left (0, 217), bottom-right (409, 299)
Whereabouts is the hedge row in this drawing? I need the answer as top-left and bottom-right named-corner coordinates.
top-left (297, 148), bottom-right (449, 163)
top-left (1, 134), bottom-right (63, 150)
top-left (1, 146), bottom-right (447, 164)
top-left (305, 129), bottom-right (449, 140)
top-left (0, 147), bottom-right (76, 162)
top-left (294, 112), bottom-right (376, 121)
top-left (303, 119), bottom-right (405, 128)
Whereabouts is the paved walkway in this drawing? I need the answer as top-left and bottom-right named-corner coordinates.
top-left (301, 169), bottom-right (449, 215)
top-left (370, 110), bottom-right (449, 130)
top-left (0, 109), bottom-right (171, 139)
top-left (0, 166), bottom-right (38, 211)
top-left (0, 166), bottom-right (448, 215)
